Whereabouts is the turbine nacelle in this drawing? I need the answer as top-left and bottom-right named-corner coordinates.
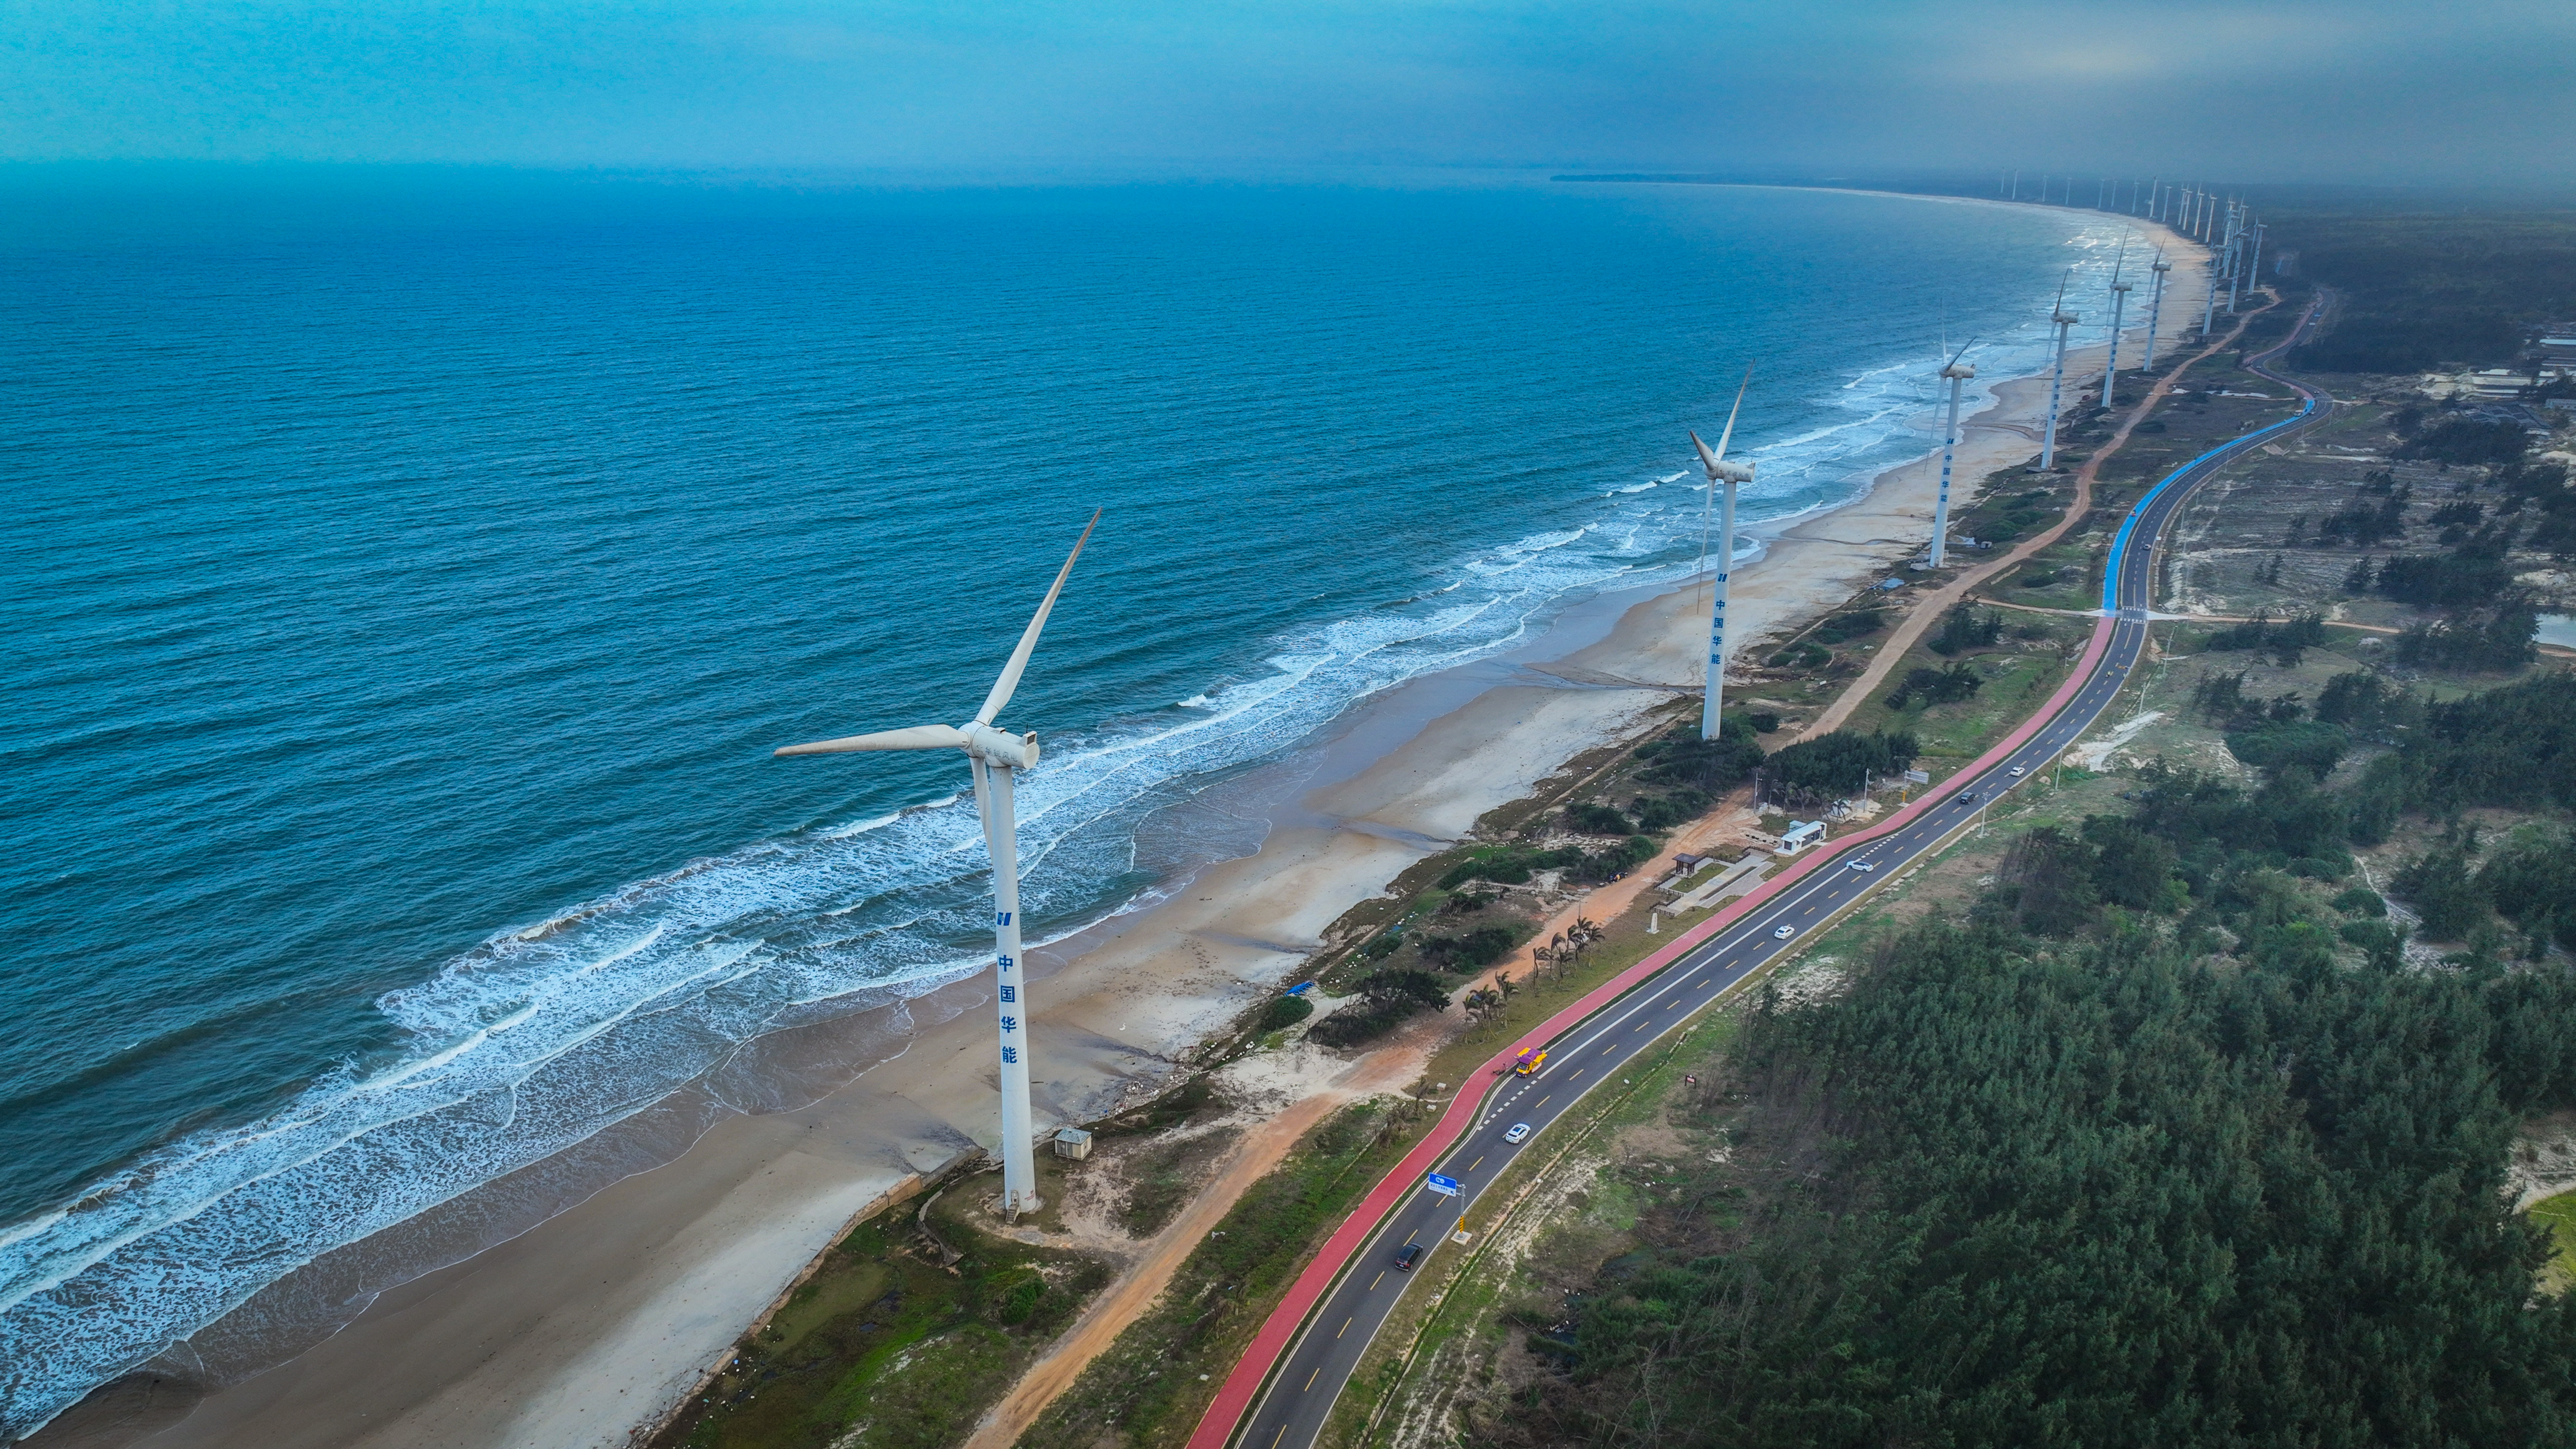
top-left (1939, 361), bottom-right (1976, 381)
top-left (1689, 411), bottom-right (1754, 486)
top-left (2052, 311), bottom-right (2081, 325)
top-left (963, 722), bottom-right (1042, 771)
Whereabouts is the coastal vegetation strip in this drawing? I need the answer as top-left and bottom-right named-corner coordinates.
top-left (653, 1175), bottom-right (1115, 1449)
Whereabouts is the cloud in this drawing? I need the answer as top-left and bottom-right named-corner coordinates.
top-left (0, 0), bottom-right (2568, 183)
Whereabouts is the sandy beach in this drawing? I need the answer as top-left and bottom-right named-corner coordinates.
top-left (44, 204), bottom-right (2209, 1449)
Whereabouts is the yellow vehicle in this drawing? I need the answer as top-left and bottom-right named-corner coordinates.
top-left (1512, 1048), bottom-right (1548, 1076)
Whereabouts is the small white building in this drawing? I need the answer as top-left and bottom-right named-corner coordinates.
top-left (1775, 821), bottom-right (1826, 857)
top-left (1052, 1127), bottom-right (1093, 1161)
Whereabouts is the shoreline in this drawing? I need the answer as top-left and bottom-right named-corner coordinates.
top-left (39, 213), bottom-right (2211, 1449)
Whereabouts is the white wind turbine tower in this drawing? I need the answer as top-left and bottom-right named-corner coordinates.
top-left (1932, 340), bottom-right (1977, 564)
top-left (2037, 272), bottom-right (2080, 471)
top-left (2201, 232), bottom-right (2223, 337)
top-left (2100, 245), bottom-right (2134, 410)
top-left (2222, 200), bottom-right (2244, 313)
top-left (773, 511), bottom-right (1100, 1217)
top-left (2142, 251), bottom-right (2172, 373)
top-left (1690, 369), bottom-right (1755, 740)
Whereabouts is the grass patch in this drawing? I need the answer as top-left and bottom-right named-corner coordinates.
top-left (656, 1195), bottom-right (1114, 1449)
top-left (1842, 610), bottom-right (2091, 780)
top-left (2530, 1189), bottom-right (2576, 1294)
top-left (1119, 1127), bottom-right (1245, 1237)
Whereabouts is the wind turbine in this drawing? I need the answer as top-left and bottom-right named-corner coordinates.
top-left (2142, 251), bottom-right (2172, 373)
top-left (1689, 368), bottom-right (1755, 741)
top-left (2037, 272), bottom-right (2079, 471)
top-left (2201, 233), bottom-right (2222, 337)
top-left (2222, 201), bottom-right (2243, 313)
top-left (2101, 244), bottom-right (2134, 410)
top-left (1932, 339), bottom-right (1976, 564)
top-left (772, 511), bottom-right (1100, 1217)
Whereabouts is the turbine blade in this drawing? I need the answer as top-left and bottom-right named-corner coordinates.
top-left (1690, 429), bottom-right (1723, 476)
top-left (1947, 335), bottom-right (1978, 368)
top-left (1708, 363), bottom-right (1755, 464)
top-left (976, 509), bottom-right (1100, 726)
top-left (775, 724), bottom-right (970, 757)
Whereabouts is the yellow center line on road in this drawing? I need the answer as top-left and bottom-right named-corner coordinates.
top-left (1306, 1366), bottom-right (1321, 1391)
top-left (1338, 1316), bottom-right (1352, 1339)
top-left (1273, 1425), bottom-right (1288, 1449)
top-left (1370, 1272), bottom-right (1384, 1289)
top-left (1469, 1155), bottom-right (1484, 1171)
top-left (1569, 1069), bottom-right (1585, 1080)
top-left (1535, 1095), bottom-right (1551, 1107)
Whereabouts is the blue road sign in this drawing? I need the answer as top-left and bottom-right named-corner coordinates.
top-left (1426, 1173), bottom-right (1461, 1196)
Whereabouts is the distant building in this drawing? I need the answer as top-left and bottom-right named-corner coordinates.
top-left (1775, 820), bottom-right (1826, 857)
top-left (1052, 1127), bottom-right (1093, 1160)
top-left (2539, 335), bottom-right (2576, 371)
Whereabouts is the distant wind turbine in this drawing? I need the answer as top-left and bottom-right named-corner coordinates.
top-left (2143, 250), bottom-right (2173, 373)
top-left (2101, 244), bottom-right (2134, 410)
top-left (1690, 368), bottom-right (1755, 741)
top-left (1932, 340), bottom-right (1977, 565)
top-left (2201, 232), bottom-right (2222, 337)
top-left (773, 511), bottom-right (1101, 1217)
top-left (2221, 200), bottom-right (2242, 313)
top-left (2037, 272), bottom-right (2080, 472)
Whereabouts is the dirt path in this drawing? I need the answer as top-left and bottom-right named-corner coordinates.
top-left (958, 1040), bottom-right (1428, 1449)
top-left (1800, 301), bottom-right (2275, 741)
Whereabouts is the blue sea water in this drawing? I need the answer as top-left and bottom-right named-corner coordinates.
top-left (0, 168), bottom-right (2139, 1430)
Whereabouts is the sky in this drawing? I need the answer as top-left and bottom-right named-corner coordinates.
top-left (5, 0), bottom-right (2572, 184)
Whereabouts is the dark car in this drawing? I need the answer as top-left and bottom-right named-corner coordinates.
top-left (1955, 789), bottom-right (1977, 804)
top-left (1393, 1243), bottom-right (1426, 1271)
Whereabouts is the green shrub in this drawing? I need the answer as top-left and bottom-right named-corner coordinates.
top-left (2225, 720), bottom-right (2350, 780)
top-left (1256, 995), bottom-right (1315, 1032)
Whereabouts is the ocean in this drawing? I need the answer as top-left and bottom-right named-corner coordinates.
top-left (0, 167), bottom-right (2138, 1431)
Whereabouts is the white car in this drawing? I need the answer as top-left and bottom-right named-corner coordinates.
top-left (1773, 924), bottom-right (1796, 940)
top-left (1848, 859), bottom-right (1875, 872)
top-left (1503, 1122), bottom-right (1532, 1144)
top-left (2010, 766), bottom-right (2027, 778)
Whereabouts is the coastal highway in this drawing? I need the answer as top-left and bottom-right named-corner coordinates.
top-left (1215, 292), bottom-right (2334, 1449)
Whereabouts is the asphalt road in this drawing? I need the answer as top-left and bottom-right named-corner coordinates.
top-left (1229, 294), bottom-right (2333, 1449)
